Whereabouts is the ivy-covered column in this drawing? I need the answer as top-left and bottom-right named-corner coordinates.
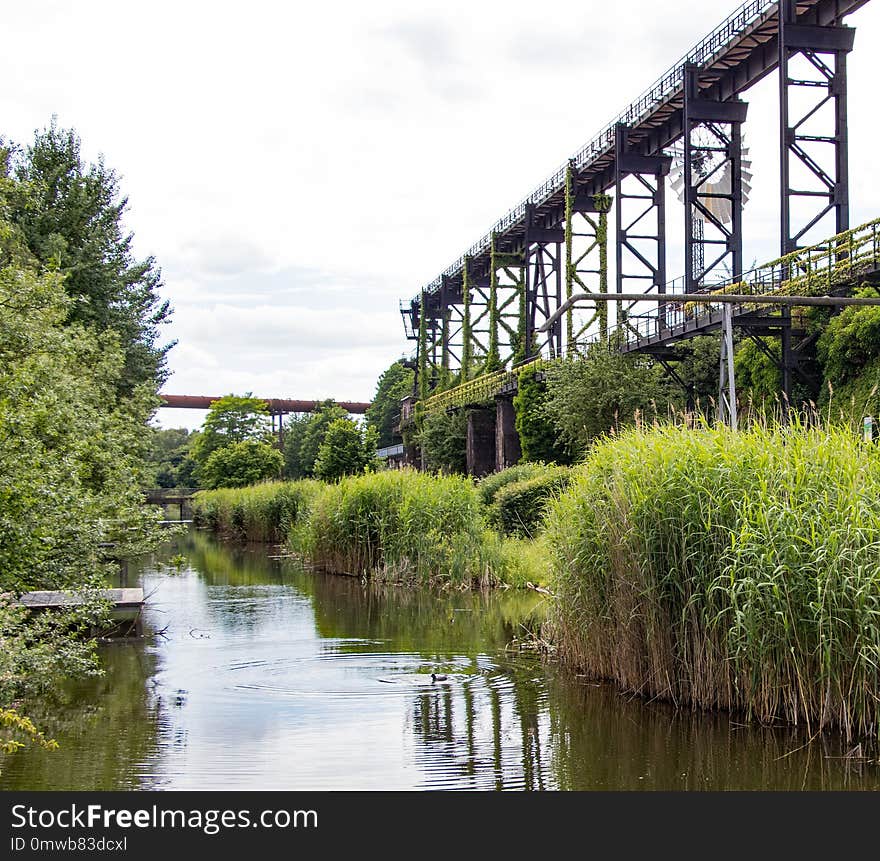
top-left (417, 290), bottom-right (428, 401)
top-left (564, 162), bottom-right (576, 353)
top-left (461, 256), bottom-right (473, 382)
top-left (514, 263), bottom-right (527, 365)
top-left (595, 193), bottom-right (612, 340)
top-left (486, 233), bottom-right (501, 372)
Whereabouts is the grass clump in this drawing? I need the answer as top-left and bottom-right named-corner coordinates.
top-left (546, 419), bottom-right (880, 741)
top-left (293, 469), bottom-right (509, 586)
top-left (192, 480), bottom-right (320, 542)
top-left (493, 466), bottom-right (571, 537)
top-left (477, 461), bottom-right (555, 507)
top-left (194, 470), bottom-right (550, 588)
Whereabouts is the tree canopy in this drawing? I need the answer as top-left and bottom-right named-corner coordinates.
top-left (190, 394), bottom-right (272, 482)
top-left (200, 440), bottom-right (284, 489)
top-left (366, 360), bottom-right (413, 448)
top-left (6, 121), bottom-right (172, 394)
top-left (283, 401), bottom-right (348, 478)
top-left (313, 419), bottom-right (378, 481)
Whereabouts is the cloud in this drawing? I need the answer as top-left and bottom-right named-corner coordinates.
top-left (167, 236), bottom-right (278, 280)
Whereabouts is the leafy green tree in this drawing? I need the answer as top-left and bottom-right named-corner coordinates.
top-left (283, 401), bottom-right (347, 478)
top-left (313, 419), bottom-right (378, 481)
top-left (513, 365), bottom-right (569, 464)
top-left (366, 360), bottom-right (414, 447)
top-left (0, 175), bottom-right (164, 757)
top-left (145, 427), bottom-right (197, 488)
top-left (542, 346), bottom-right (671, 458)
top-left (190, 394), bottom-right (271, 481)
top-left (418, 409), bottom-right (468, 474)
top-left (200, 440), bottom-right (284, 489)
top-left (7, 121), bottom-right (172, 393)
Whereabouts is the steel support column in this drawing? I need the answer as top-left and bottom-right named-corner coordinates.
top-left (779, 0), bottom-right (855, 253)
top-left (615, 123), bottom-right (672, 328)
top-left (524, 204), bottom-right (564, 359)
top-left (565, 162), bottom-right (612, 351)
top-left (682, 64), bottom-right (748, 291)
top-left (719, 302), bottom-right (737, 428)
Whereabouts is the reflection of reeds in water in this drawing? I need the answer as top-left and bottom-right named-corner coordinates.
top-left (406, 657), bottom-right (880, 790)
top-left (407, 668), bottom-right (553, 791)
top-left (542, 666), bottom-right (879, 790)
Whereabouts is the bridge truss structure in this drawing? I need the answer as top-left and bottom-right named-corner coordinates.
top-left (400, 0), bottom-right (873, 403)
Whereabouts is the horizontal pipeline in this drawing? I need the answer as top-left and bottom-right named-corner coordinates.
top-left (538, 292), bottom-right (880, 333)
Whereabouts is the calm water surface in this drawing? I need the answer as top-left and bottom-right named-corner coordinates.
top-left (2, 531), bottom-right (879, 790)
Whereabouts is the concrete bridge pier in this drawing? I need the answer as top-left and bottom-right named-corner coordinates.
top-left (466, 408), bottom-right (496, 478)
top-left (495, 397), bottom-right (521, 471)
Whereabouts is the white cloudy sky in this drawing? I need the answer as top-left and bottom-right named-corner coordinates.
top-left (2, 0), bottom-right (879, 429)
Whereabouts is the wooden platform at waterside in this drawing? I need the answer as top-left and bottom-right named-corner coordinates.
top-left (19, 588), bottom-right (144, 610)
top-left (19, 588), bottom-right (145, 637)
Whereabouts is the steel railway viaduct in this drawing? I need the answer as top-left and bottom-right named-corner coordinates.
top-left (399, 0), bottom-right (880, 475)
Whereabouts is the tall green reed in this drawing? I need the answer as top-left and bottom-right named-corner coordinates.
top-left (545, 418), bottom-right (880, 740)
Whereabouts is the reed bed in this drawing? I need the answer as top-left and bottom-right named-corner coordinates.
top-left (192, 480), bottom-right (321, 542)
top-left (295, 470), bottom-right (508, 586)
top-left (192, 471), bottom-right (546, 587)
top-left (545, 419), bottom-right (880, 740)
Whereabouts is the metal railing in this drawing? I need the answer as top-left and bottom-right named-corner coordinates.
top-left (417, 0), bottom-right (781, 296)
top-left (421, 357), bottom-right (547, 415)
top-left (417, 216), bottom-right (880, 410)
top-left (584, 217), bottom-right (880, 352)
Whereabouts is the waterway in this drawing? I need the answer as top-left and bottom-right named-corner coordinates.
top-left (2, 531), bottom-right (878, 790)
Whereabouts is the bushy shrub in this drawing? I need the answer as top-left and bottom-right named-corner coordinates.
top-left (477, 462), bottom-right (555, 507)
top-left (493, 466), bottom-right (571, 537)
top-left (818, 286), bottom-right (880, 385)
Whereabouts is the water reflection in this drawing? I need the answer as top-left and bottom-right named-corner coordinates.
top-left (2, 529), bottom-right (880, 790)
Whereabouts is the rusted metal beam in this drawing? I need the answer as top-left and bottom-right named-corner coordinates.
top-left (159, 395), bottom-right (371, 414)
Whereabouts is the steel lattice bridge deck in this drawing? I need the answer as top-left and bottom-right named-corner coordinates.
top-left (402, 0), bottom-right (875, 407)
top-left (602, 217), bottom-right (880, 354)
top-left (420, 216), bottom-right (880, 415)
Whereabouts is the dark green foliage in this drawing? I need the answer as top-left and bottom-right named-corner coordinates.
top-left (818, 355), bottom-right (880, 424)
top-left (513, 366), bottom-right (568, 463)
top-left (8, 121), bottom-right (172, 393)
top-left (542, 346), bottom-right (671, 458)
top-left (365, 360), bottom-right (414, 447)
top-left (283, 401), bottom-right (348, 478)
top-left (818, 286), bottom-right (880, 385)
top-left (477, 461), bottom-right (556, 507)
top-left (145, 427), bottom-right (197, 488)
top-left (190, 394), bottom-right (272, 483)
top-left (314, 419), bottom-right (378, 481)
top-left (418, 409), bottom-right (467, 474)
top-left (734, 338), bottom-right (782, 404)
top-left (200, 440), bottom-right (283, 489)
top-left (493, 467), bottom-right (571, 537)
top-left (672, 336), bottom-right (721, 405)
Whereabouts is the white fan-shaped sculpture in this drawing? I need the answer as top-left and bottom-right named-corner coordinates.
top-left (669, 128), bottom-right (751, 224)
